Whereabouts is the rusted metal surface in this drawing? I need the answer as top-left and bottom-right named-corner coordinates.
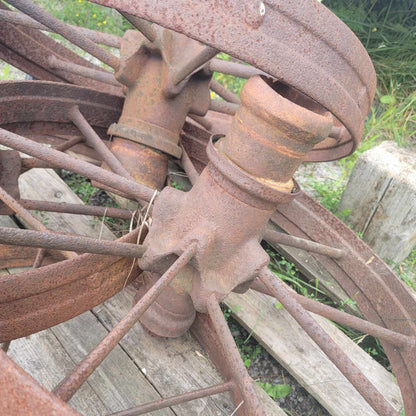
top-left (18, 199), bottom-right (133, 220)
top-left (0, 244), bottom-right (62, 269)
top-left (271, 192), bottom-right (416, 415)
top-left (263, 229), bottom-right (345, 259)
top-left (105, 28), bottom-right (212, 190)
top-left (0, 229), bottom-right (141, 342)
top-left (206, 294), bottom-right (265, 416)
top-left (0, 150), bottom-right (21, 215)
top-left (217, 76), bottom-right (332, 190)
top-left (191, 313), bottom-right (256, 416)
top-left (0, 128), bottom-right (155, 203)
top-left (0, 185), bottom-right (75, 259)
top-left (70, 106), bottom-right (132, 180)
top-left (251, 278), bottom-right (415, 349)
top-left (48, 55), bottom-right (121, 89)
top-left (0, 350), bottom-right (80, 416)
top-left (0, 81), bottom-right (122, 127)
top-left (90, 0), bottom-right (376, 161)
top-left (0, 227), bottom-right (144, 258)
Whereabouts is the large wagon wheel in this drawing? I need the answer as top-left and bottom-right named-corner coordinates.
top-left (0, 1), bottom-right (415, 415)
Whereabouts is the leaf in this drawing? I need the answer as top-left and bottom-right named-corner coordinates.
top-left (380, 95), bottom-right (397, 105)
top-left (275, 302), bottom-right (284, 310)
top-left (257, 382), bottom-right (292, 400)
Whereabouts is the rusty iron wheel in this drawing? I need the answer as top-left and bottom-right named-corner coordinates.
top-left (0, 1), bottom-right (415, 416)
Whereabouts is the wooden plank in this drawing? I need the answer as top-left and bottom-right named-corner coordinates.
top-left (18, 168), bottom-right (114, 240)
top-left (93, 287), bottom-right (286, 416)
top-left (7, 326), bottom-right (109, 416)
top-left (224, 289), bottom-right (403, 416)
top-left (339, 141), bottom-right (416, 263)
top-left (51, 311), bottom-right (174, 415)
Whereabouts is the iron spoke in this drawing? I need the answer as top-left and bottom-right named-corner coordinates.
top-left (259, 267), bottom-right (399, 416)
top-left (18, 199), bottom-right (133, 220)
top-left (119, 12), bottom-right (157, 42)
top-left (52, 243), bottom-right (196, 402)
top-left (107, 381), bottom-right (233, 416)
top-left (209, 100), bottom-right (238, 116)
top-left (210, 79), bottom-right (240, 104)
top-left (206, 294), bottom-right (265, 416)
top-left (0, 128), bottom-right (156, 203)
top-left (70, 106), bottom-right (131, 179)
top-left (179, 145), bottom-right (199, 185)
top-left (209, 58), bottom-right (267, 79)
top-left (264, 229), bottom-right (345, 259)
top-left (0, 186), bottom-right (74, 259)
top-left (32, 248), bottom-right (46, 268)
top-left (49, 56), bottom-right (120, 87)
top-left (4, 0), bottom-right (120, 69)
top-left (0, 227), bottom-right (145, 258)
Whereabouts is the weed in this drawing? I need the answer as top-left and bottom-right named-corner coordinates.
top-left (60, 171), bottom-right (98, 204)
top-left (256, 382), bottom-right (291, 400)
top-left (306, 178), bottom-right (346, 217)
top-left (170, 181), bottom-right (183, 190)
top-left (266, 246), bottom-right (328, 300)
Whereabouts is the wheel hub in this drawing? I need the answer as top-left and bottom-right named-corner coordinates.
top-left (138, 76), bottom-right (332, 336)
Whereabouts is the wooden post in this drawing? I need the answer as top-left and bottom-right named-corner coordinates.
top-left (339, 141), bottom-right (416, 263)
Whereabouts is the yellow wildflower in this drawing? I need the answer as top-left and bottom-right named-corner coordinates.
top-left (97, 22), bottom-right (101, 26)
top-left (372, 27), bottom-right (377, 32)
top-left (103, 20), bottom-right (107, 24)
top-left (93, 14), bottom-right (96, 18)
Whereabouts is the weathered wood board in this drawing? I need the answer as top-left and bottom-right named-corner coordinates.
top-left (339, 141), bottom-right (416, 263)
top-left (18, 168), bottom-right (114, 240)
top-left (224, 290), bottom-right (403, 416)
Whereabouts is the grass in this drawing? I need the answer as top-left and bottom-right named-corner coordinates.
top-left (324, 0), bottom-right (416, 95)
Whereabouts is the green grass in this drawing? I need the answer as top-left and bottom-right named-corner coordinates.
top-left (324, 0), bottom-right (416, 95)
